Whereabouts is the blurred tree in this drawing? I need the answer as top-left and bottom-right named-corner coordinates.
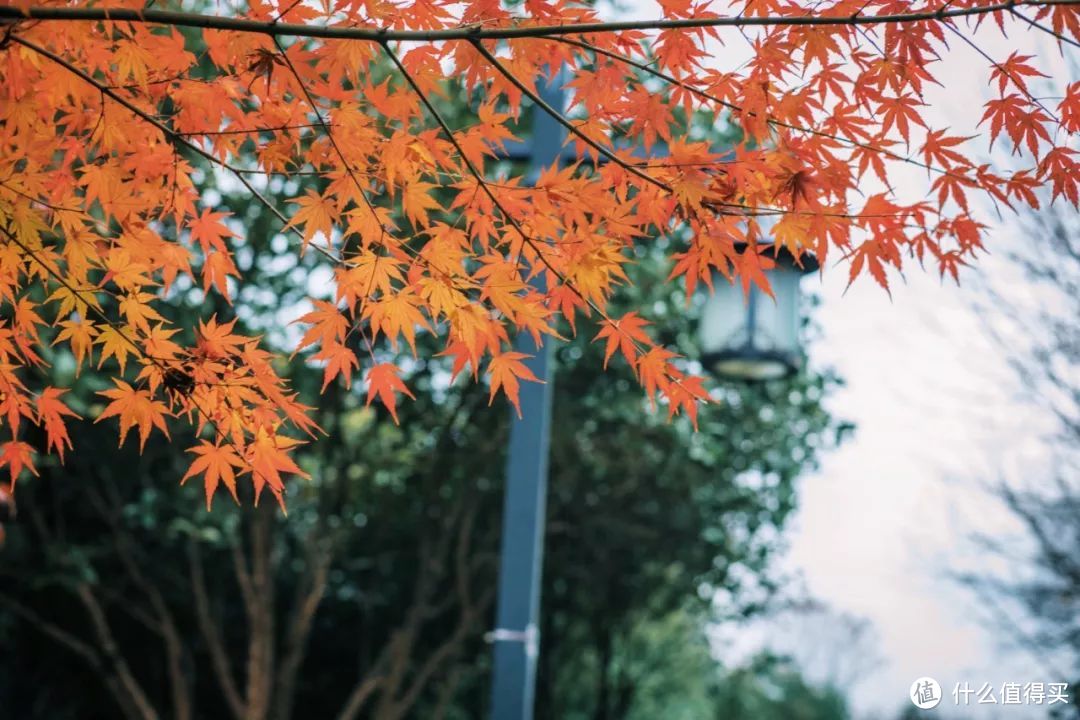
top-left (960, 196), bottom-right (1079, 717)
top-left (711, 651), bottom-right (850, 720)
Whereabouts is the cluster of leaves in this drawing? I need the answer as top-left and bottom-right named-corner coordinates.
top-left (0, 0), bottom-right (1076, 506)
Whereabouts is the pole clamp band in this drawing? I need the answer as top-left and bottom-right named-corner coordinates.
top-left (485, 623), bottom-right (539, 659)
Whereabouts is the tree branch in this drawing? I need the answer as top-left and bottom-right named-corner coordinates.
top-left (188, 540), bottom-right (246, 720)
top-left (0, 591), bottom-right (102, 669)
top-left (272, 534), bottom-right (331, 720)
top-left (87, 482), bottom-right (193, 720)
top-left (0, 2), bottom-right (1071, 42)
top-left (244, 507), bottom-right (275, 720)
top-left (75, 583), bottom-right (161, 720)
top-left (10, 35), bottom-right (350, 272)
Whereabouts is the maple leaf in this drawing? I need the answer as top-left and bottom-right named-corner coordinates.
top-left (663, 371), bottom-right (710, 429)
top-left (732, 246), bottom-right (777, 298)
top-left (285, 189), bottom-right (336, 252)
top-left (365, 363), bottom-right (415, 424)
top-left (336, 251), bottom-right (405, 311)
top-left (1039, 147), bottom-right (1080, 208)
top-left (294, 300), bottom-right (349, 353)
top-left (847, 240), bottom-right (895, 294)
top-left (96, 380), bottom-right (171, 451)
top-left (981, 95), bottom-right (1051, 156)
top-left (314, 341), bottom-right (360, 391)
top-left (637, 347), bottom-right (677, 408)
top-left (989, 52), bottom-right (1047, 96)
top-left (877, 95), bottom-right (926, 145)
top-left (1060, 81), bottom-right (1080, 135)
top-left (36, 387), bottom-right (80, 461)
top-left (401, 179), bottom-right (441, 228)
top-left (49, 318), bottom-right (97, 376)
top-left (197, 316), bottom-right (247, 359)
top-left (364, 291), bottom-right (430, 354)
top-left (0, 441), bottom-right (37, 486)
top-left (202, 250), bottom-right (240, 303)
top-left (95, 325), bottom-right (138, 374)
top-left (487, 351), bottom-right (541, 418)
top-left (593, 312), bottom-right (652, 370)
top-left (247, 429), bottom-right (309, 508)
top-left (119, 291), bottom-right (166, 335)
top-left (182, 440), bottom-right (246, 510)
top-left (919, 130), bottom-right (973, 174)
top-left (188, 209), bottom-right (236, 253)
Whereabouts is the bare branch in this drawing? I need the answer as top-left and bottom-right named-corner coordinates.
top-left (75, 583), bottom-right (161, 720)
top-left (0, 591), bottom-right (102, 668)
top-left (336, 674), bottom-right (384, 720)
top-left (0, 2), bottom-right (1072, 42)
top-left (188, 541), bottom-right (246, 720)
top-left (273, 536), bottom-right (331, 720)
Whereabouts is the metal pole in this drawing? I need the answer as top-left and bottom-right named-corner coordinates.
top-left (489, 72), bottom-right (567, 720)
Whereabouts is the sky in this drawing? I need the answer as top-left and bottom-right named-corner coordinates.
top-left (588, 1), bottom-right (1077, 717)
top-left (780, 24), bottom-right (1074, 720)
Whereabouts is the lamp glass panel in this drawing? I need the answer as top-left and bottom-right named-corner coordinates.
top-left (757, 267), bottom-right (800, 355)
top-left (700, 279), bottom-right (748, 354)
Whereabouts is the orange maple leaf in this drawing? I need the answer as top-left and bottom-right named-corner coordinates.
top-left (182, 440), bottom-right (246, 510)
top-left (365, 363), bottom-right (415, 424)
top-left (0, 441), bottom-right (37, 486)
top-left (36, 387), bottom-right (80, 461)
top-left (487, 351), bottom-right (541, 418)
top-left (593, 312), bottom-right (652, 370)
top-left (96, 380), bottom-right (171, 451)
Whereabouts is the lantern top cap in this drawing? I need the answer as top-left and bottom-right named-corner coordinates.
top-left (734, 242), bottom-right (819, 274)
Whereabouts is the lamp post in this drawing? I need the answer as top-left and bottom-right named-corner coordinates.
top-left (489, 72), bottom-right (569, 720)
top-left (699, 245), bottom-right (818, 382)
top-left (488, 74), bottom-right (815, 720)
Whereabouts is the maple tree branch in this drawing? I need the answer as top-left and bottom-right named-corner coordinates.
top-left (481, 42), bottom-right (919, 231)
top-left (386, 43), bottom-right (721, 402)
top-left (187, 541), bottom-right (247, 720)
top-left (10, 35), bottom-right (353, 273)
top-left (174, 122), bottom-right (329, 137)
top-left (391, 497), bottom-right (492, 716)
top-left (941, 20), bottom-right (1061, 123)
top-left (382, 44), bottom-right (559, 278)
top-left (552, 36), bottom-right (971, 183)
top-left (1, 1), bottom-right (1074, 41)
top-left (0, 221), bottom-right (267, 487)
top-left (471, 39), bottom-right (894, 226)
top-left (0, 178), bottom-right (83, 213)
top-left (1009, 6), bottom-right (1080, 48)
top-left (270, 37), bottom-right (396, 363)
top-left (0, 590), bottom-right (159, 720)
top-left (472, 40), bottom-right (671, 195)
top-left (0, 223), bottom-right (144, 362)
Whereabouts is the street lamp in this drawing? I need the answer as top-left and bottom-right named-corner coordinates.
top-left (700, 244), bottom-right (818, 382)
